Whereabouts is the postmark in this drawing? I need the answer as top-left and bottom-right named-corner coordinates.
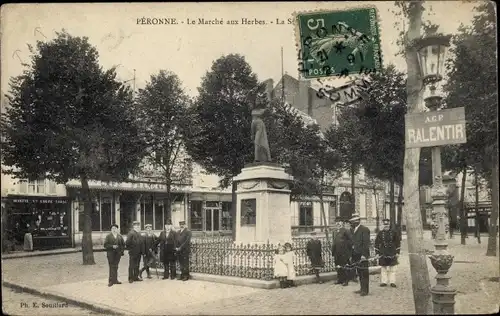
top-left (294, 7), bottom-right (382, 79)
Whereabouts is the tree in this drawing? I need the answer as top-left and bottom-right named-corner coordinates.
top-left (325, 108), bottom-right (367, 219)
top-left (135, 70), bottom-right (192, 220)
top-left (394, 1), bottom-right (434, 313)
top-left (1, 31), bottom-right (147, 264)
top-left (267, 100), bottom-right (341, 241)
top-left (183, 54), bottom-right (260, 240)
top-left (354, 65), bottom-right (407, 229)
top-left (442, 2), bottom-right (497, 256)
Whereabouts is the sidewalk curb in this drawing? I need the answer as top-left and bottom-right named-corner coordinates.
top-left (154, 266), bottom-right (381, 289)
top-left (2, 280), bottom-right (135, 315)
top-left (2, 248), bottom-right (106, 260)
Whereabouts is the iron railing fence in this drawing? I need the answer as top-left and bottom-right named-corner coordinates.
top-left (153, 236), bottom-right (376, 280)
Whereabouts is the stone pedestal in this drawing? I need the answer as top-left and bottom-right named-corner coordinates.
top-left (234, 163), bottom-right (294, 244)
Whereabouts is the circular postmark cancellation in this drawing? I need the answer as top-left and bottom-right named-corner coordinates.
top-left (293, 6), bottom-right (382, 80)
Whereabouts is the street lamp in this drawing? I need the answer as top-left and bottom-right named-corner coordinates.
top-left (414, 32), bottom-right (456, 314)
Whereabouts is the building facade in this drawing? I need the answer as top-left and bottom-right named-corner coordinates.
top-left (271, 75), bottom-right (387, 231)
top-left (1, 173), bottom-right (71, 251)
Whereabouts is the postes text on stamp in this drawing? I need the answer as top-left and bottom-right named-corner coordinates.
top-left (295, 7), bottom-right (382, 79)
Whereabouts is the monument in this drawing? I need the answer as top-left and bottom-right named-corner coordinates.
top-left (234, 99), bottom-right (294, 245)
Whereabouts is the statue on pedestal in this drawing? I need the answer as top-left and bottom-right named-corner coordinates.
top-left (251, 107), bottom-right (271, 163)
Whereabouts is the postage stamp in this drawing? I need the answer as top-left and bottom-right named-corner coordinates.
top-left (294, 7), bottom-right (382, 79)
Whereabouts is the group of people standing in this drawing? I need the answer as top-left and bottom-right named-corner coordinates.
top-left (103, 219), bottom-right (192, 287)
top-left (332, 215), bottom-right (401, 296)
top-left (272, 214), bottom-right (401, 296)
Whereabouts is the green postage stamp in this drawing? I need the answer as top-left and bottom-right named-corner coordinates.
top-left (294, 7), bottom-right (382, 79)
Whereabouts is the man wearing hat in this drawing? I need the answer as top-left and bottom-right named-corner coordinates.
top-left (350, 214), bottom-right (371, 296)
top-left (175, 220), bottom-right (192, 281)
top-left (374, 219), bottom-right (401, 288)
top-left (104, 224), bottom-right (125, 287)
top-left (332, 220), bottom-right (353, 286)
top-left (140, 224), bottom-right (158, 279)
top-left (126, 221), bottom-right (144, 283)
top-left (155, 219), bottom-right (178, 280)
top-left (306, 231), bottom-right (324, 283)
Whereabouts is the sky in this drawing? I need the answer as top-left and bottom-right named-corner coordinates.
top-left (1, 2), bottom-right (479, 99)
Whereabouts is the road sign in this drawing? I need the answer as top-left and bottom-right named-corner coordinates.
top-left (405, 107), bottom-right (467, 149)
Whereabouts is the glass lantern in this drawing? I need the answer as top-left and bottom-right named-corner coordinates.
top-left (414, 35), bottom-right (452, 84)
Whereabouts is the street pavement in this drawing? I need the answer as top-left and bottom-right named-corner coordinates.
top-left (2, 287), bottom-right (98, 315)
top-left (2, 236), bottom-right (499, 315)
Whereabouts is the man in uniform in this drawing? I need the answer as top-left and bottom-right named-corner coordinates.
top-left (350, 214), bottom-right (371, 296)
top-left (104, 224), bottom-right (125, 287)
top-left (126, 221), bottom-right (143, 283)
top-left (332, 220), bottom-right (353, 286)
top-left (176, 220), bottom-right (192, 281)
top-left (374, 218), bottom-right (401, 288)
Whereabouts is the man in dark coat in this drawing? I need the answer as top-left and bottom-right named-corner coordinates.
top-left (176, 220), bottom-right (192, 281)
top-left (306, 231), bottom-right (324, 283)
top-left (140, 224), bottom-right (158, 279)
top-left (104, 224), bottom-right (125, 287)
top-left (350, 214), bottom-right (371, 296)
top-left (126, 221), bottom-right (143, 283)
top-left (332, 220), bottom-right (353, 286)
top-left (375, 218), bottom-right (401, 288)
top-left (155, 219), bottom-right (178, 280)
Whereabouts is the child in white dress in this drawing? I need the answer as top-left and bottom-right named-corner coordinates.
top-left (273, 243), bottom-right (297, 288)
top-left (273, 245), bottom-right (288, 288)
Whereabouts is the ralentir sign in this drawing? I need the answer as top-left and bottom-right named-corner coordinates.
top-left (405, 107), bottom-right (467, 149)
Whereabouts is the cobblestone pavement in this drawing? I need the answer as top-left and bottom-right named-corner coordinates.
top-left (2, 237), bottom-right (498, 315)
top-left (2, 287), bottom-right (98, 315)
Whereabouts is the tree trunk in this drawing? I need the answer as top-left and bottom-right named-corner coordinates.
top-left (390, 177), bottom-right (396, 228)
top-left (231, 181), bottom-right (237, 241)
top-left (81, 175), bottom-right (96, 265)
top-left (397, 184), bottom-right (404, 238)
top-left (486, 159), bottom-right (498, 256)
top-left (373, 185), bottom-right (380, 233)
top-left (350, 164), bottom-right (356, 216)
top-left (474, 169), bottom-right (481, 244)
top-left (165, 181), bottom-right (172, 223)
top-left (460, 167), bottom-right (468, 245)
top-left (403, 2), bottom-right (433, 314)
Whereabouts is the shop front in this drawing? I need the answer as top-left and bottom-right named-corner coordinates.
top-left (3, 195), bottom-right (71, 250)
top-left (66, 179), bottom-right (191, 246)
top-left (188, 192), bottom-right (233, 236)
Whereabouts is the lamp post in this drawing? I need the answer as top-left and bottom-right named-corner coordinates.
top-left (414, 31), bottom-right (456, 314)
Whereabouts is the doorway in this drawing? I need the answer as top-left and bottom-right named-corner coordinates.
top-left (339, 192), bottom-right (353, 221)
top-left (204, 208), bottom-right (220, 231)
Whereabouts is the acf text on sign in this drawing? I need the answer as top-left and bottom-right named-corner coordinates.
top-left (405, 107), bottom-right (467, 149)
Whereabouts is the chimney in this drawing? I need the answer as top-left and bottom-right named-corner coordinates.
top-left (298, 79), bottom-right (312, 115)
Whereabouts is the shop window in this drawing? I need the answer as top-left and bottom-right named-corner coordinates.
top-left (101, 196), bottom-right (113, 231)
top-left (241, 199), bottom-right (256, 226)
top-left (143, 197), bottom-right (153, 229)
top-left (299, 201), bottom-right (313, 232)
top-left (32, 201), bottom-right (70, 237)
top-left (190, 201), bottom-right (203, 231)
top-left (328, 198), bottom-right (337, 226)
top-left (154, 200), bottom-right (164, 230)
top-left (91, 199), bottom-right (100, 231)
top-left (221, 202), bottom-right (232, 230)
top-left (78, 199), bottom-right (99, 231)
